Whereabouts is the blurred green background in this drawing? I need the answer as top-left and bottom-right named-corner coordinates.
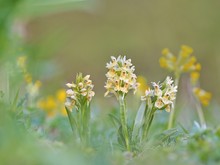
top-left (1, 0), bottom-right (220, 101)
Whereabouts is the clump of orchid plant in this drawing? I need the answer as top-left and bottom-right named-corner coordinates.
top-left (104, 56), bottom-right (139, 151)
top-left (138, 76), bottom-right (177, 141)
top-left (104, 56), bottom-right (177, 152)
top-left (65, 73), bottom-right (95, 145)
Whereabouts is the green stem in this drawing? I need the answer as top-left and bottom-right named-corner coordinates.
top-left (142, 107), bottom-right (155, 140)
top-left (119, 95), bottom-right (130, 151)
top-left (76, 103), bottom-right (90, 146)
top-left (168, 74), bottom-right (180, 129)
top-left (195, 99), bottom-right (206, 128)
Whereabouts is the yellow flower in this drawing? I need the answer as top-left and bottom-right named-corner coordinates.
top-left (190, 71), bottom-right (200, 84)
top-left (160, 45), bottom-right (201, 74)
top-left (195, 63), bottom-right (201, 71)
top-left (193, 87), bottom-right (212, 106)
top-left (160, 48), bottom-right (178, 71)
top-left (181, 57), bottom-right (196, 72)
top-left (136, 76), bottom-right (149, 96)
top-left (38, 96), bottom-right (57, 117)
top-left (180, 45), bottom-right (193, 58)
top-left (24, 73), bottom-right (32, 84)
top-left (162, 48), bottom-right (170, 56)
top-left (38, 89), bottom-right (68, 117)
top-left (159, 57), bottom-right (168, 68)
top-left (56, 89), bottom-right (66, 102)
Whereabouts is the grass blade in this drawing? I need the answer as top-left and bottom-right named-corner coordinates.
top-left (132, 101), bottom-right (146, 141)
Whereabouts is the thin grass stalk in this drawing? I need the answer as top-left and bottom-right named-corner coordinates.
top-left (168, 74), bottom-right (180, 129)
top-left (195, 99), bottom-right (206, 128)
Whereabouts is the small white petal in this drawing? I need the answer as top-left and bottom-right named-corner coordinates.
top-left (84, 75), bottom-right (90, 80)
top-left (155, 97), bottom-right (164, 109)
top-left (66, 89), bottom-right (74, 96)
top-left (66, 83), bottom-right (75, 88)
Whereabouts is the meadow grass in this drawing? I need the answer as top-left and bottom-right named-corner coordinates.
top-left (0, 50), bottom-right (219, 165)
top-left (0, 1), bottom-right (219, 164)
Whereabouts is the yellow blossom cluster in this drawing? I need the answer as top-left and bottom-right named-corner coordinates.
top-left (159, 45), bottom-right (212, 106)
top-left (17, 56), bottom-right (41, 98)
top-left (104, 56), bottom-right (139, 98)
top-left (38, 89), bottom-right (67, 117)
top-left (193, 87), bottom-right (212, 106)
top-left (159, 45), bottom-right (201, 83)
top-left (65, 73), bottom-right (95, 110)
top-left (141, 77), bottom-right (177, 112)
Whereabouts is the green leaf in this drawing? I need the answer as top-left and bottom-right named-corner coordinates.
top-left (108, 113), bottom-right (121, 127)
top-left (10, 88), bottom-right (20, 112)
top-left (117, 125), bottom-right (126, 148)
top-left (151, 128), bottom-right (181, 147)
top-left (132, 101), bottom-right (146, 141)
top-left (65, 106), bottom-right (77, 133)
top-left (178, 122), bottom-right (189, 134)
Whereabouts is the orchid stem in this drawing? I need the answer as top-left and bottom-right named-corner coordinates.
top-left (119, 95), bottom-right (130, 151)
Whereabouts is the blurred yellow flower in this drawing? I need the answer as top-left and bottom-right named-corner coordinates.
top-left (24, 73), bottom-right (32, 84)
top-left (159, 45), bottom-right (204, 90)
top-left (38, 96), bottom-right (57, 117)
top-left (56, 89), bottom-right (66, 102)
top-left (17, 56), bottom-right (27, 72)
top-left (195, 63), bottom-right (201, 71)
top-left (159, 45), bottom-right (200, 74)
top-left (181, 57), bottom-right (199, 72)
top-left (190, 72), bottom-right (200, 84)
top-left (136, 76), bottom-right (149, 96)
top-left (180, 45), bottom-right (193, 58)
top-left (159, 45), bottom-right (210, 129)
top-left (17, 56), bottom-right (42, 100)
top-left (38, 89), bottom-right (67, 118)
top-left (162, 48), bottom-right (170, 56)
top-left (159, 49), bottom-right (177, 70)
top-left (193, 87), bottom-right (212, 106)
top-left (159, 57), bottom-right (168, 68)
